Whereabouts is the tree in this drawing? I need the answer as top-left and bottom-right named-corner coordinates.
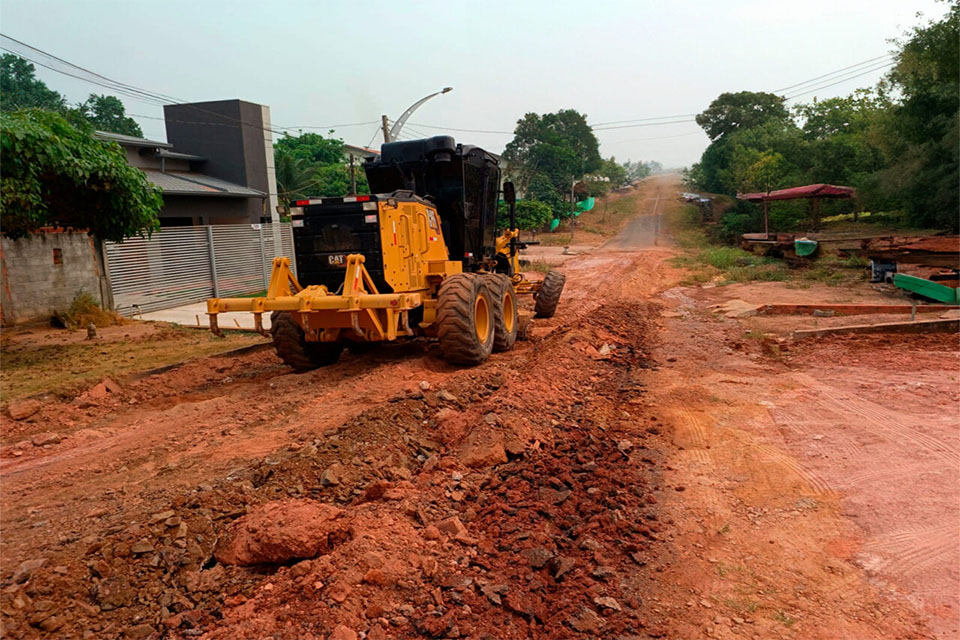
top-left (0, 54), bottom-right (67, 113)
top-left (525, 172), bottom-right (567, 220)
top-left (503, 109), bottom-right (601, 195)
top-left (78, 94), bottom-right (143, 137)
top-left (275, 152), bottom-right (316, 201)
top-left (311, 162), bottom-right (369, 198)
top-left (1, 109), bottom-right (162, 241)
top-left (695, 91), bottom-right (791, 141)
top-left (598, 157), bottom-right (627, 188)
top-left (878, 1), bottom-right (959, 229)
top-left (275, 132), bottom-right (344, 165)
top-left (498, 199), bottom-right (553, 231)
top-left (739, 150), bottom-right (788, 193)
top-left (623, 160), bottom-right (652, 182)
top-left (273, 131), bottom-right (367, 200)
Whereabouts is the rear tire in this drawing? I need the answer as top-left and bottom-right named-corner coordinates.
top-left (436, 273), bottom-right (495, 365)
top-left (483, 274), bottom-right (518, 352)
top-left (270, 311), bottom-right (343, 370)
top-left (534, 270), bottom-right (565, 318)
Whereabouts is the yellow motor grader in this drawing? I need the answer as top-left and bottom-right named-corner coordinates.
top-left (206, 136), bottom-right (564, 369)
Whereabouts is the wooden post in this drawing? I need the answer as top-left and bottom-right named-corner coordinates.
top-left (763, 200), bottom-right (770, 238)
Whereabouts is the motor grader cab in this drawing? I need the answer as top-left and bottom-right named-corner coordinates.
top-left (206, 135), bottom-right (565, 368)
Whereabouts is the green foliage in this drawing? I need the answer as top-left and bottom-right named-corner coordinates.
top-left (275, 132), bottom-right (344, 165)
top-left (77, 94), bottom-right (143, 137)
top-left (878, 2), bottom-right (959, 229)
top-left (687, 1), bottom-right (960, 240)
top-left (497, 199), bottom-right (553, 231)
top-left (526, 172), bottom-right (568, 220)
top-left (688, 7), bottom-right (958, 236)
top-left (599, 157), bottom-right (627, 188)
top-left (502, 109), bottom-right (601, 220)
top-left (311, 162), bottom-right (369, 198)
top-left (0, 54), bottom-right (67, 113)
top-left (695, 91), bottom-right (791, 141)
top-left (274, 131), bottom-right (367, 202)
top-left (622, 160), bottom-right (654, 182)
top-left (275, 152), bottom-right (315, 201)
top-left (0, 109), bottom-right (162, 242)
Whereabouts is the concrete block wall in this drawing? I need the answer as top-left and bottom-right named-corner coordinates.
top-left (0, 231), bottom-right (108, 326)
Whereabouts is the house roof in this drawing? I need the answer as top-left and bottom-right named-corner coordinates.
top-left (156, 149), bottom-right (205, 161)
top-left (344, 143), bottom-right (380, 158)
top-left (94, 130), bottom-right (172, 149)
top-left (738, 183), bottom-right (855, 202)
top-left (142, 169), bottom-right (265, 197)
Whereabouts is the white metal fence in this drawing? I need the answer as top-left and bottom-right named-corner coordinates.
top-left (104, 223), bottom-right (296, 315)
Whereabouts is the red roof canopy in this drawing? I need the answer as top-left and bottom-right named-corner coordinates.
top-left (738, 183), bottom-right (855, 202)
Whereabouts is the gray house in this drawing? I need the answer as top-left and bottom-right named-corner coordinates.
top-left (95, 99), bottom-right (280, 226)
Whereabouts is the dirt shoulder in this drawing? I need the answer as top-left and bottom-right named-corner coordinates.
top-left (646, 285), bottom-right (956, 639)
top-left (1, 322), bottom-right (264, 404)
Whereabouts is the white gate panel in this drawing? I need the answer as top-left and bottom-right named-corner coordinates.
top-left (105, 222), bottom-right (297, 316)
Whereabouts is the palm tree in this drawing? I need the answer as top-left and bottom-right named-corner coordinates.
top-left (274, 151), bottom-right (315, 204)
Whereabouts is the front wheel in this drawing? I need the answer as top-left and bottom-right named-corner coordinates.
top-left (534, 270), bottom-right (565, 318)
top-left (270, 311), bottom-right (343, 370)
top-left (436, 273), bottom-right (495, 365)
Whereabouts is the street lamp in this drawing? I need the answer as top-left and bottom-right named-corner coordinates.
top-left (381, 87), bottom-right (453, 144)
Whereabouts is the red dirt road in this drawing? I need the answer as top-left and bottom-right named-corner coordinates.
top-left (1, 174), bottom-right (956, 639)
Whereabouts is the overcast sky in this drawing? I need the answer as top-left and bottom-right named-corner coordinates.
top-left (0, 0), bottom-right (947, 167)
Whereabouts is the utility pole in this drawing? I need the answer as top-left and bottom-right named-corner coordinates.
top-left (381, 115), bottom-right (391, 144)
top-left (349, 155), bottom-right (357, 195)
top-left (570, 176), bottom-right (576, 241)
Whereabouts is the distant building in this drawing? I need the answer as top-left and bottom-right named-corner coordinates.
top-left (95, 98), bottom-right (280, 226)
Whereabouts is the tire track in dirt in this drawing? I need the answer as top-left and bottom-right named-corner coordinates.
top-left (859, 524), bottom-right (959, 578)
top-left (769, 407), bottom-right (863, 458)
top-left (748, 442), bottom-right (837, 496)
top-left (793, 373), bottom-right (960, 467)
top-left (832, 460), bottom-right (950, 490)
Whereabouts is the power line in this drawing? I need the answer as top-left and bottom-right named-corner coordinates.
top-left (1, 34), bottom-right (294, 138)
top-left (785, 61), bottom-right (895, 100)
top-left (589, 113), bottom-right (699, 127)
top-left (286, 121), bottom-right (380, 130)
top-left (773, 53), bottom-right (892, 93)
top-left (592, 119), bottom-right (697, 131)
top-left (601, 130), bottom-right (705, 144)
top-left (406, 121), bottom-right (514, 135)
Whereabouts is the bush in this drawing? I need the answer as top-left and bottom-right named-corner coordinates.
top-left (1, 109), bottom-right (162, 241)
top-left (498, 199), bottom-right (553, 231)
top-left (54, 291), bottom-right (121, 329)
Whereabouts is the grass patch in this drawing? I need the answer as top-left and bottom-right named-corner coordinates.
top-left (671, 245), bottom-right (789, 285)
top-left (1, 324), bottom-right (263, 402)
top-left (773, 609), bottom-right (797, 628)
top-left (525, 258), bottom-right (553, 275)
top-left (538, 233), bottom-right (572, 247)
top-left (724, 597), bottom-right (760, 614)
top-left (667, 204), bottom-right (874, 288)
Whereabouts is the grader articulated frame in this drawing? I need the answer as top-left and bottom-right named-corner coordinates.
top-left (207, 254), bottom-right (423, 343)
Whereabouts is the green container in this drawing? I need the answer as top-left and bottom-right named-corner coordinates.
top-left (794, 238), bottom-right (819, 257)
top-left (893, 273), bottom-right (960, 304)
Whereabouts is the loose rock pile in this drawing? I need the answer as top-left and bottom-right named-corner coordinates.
top-left (1, 302), bottom-right (667, 639)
